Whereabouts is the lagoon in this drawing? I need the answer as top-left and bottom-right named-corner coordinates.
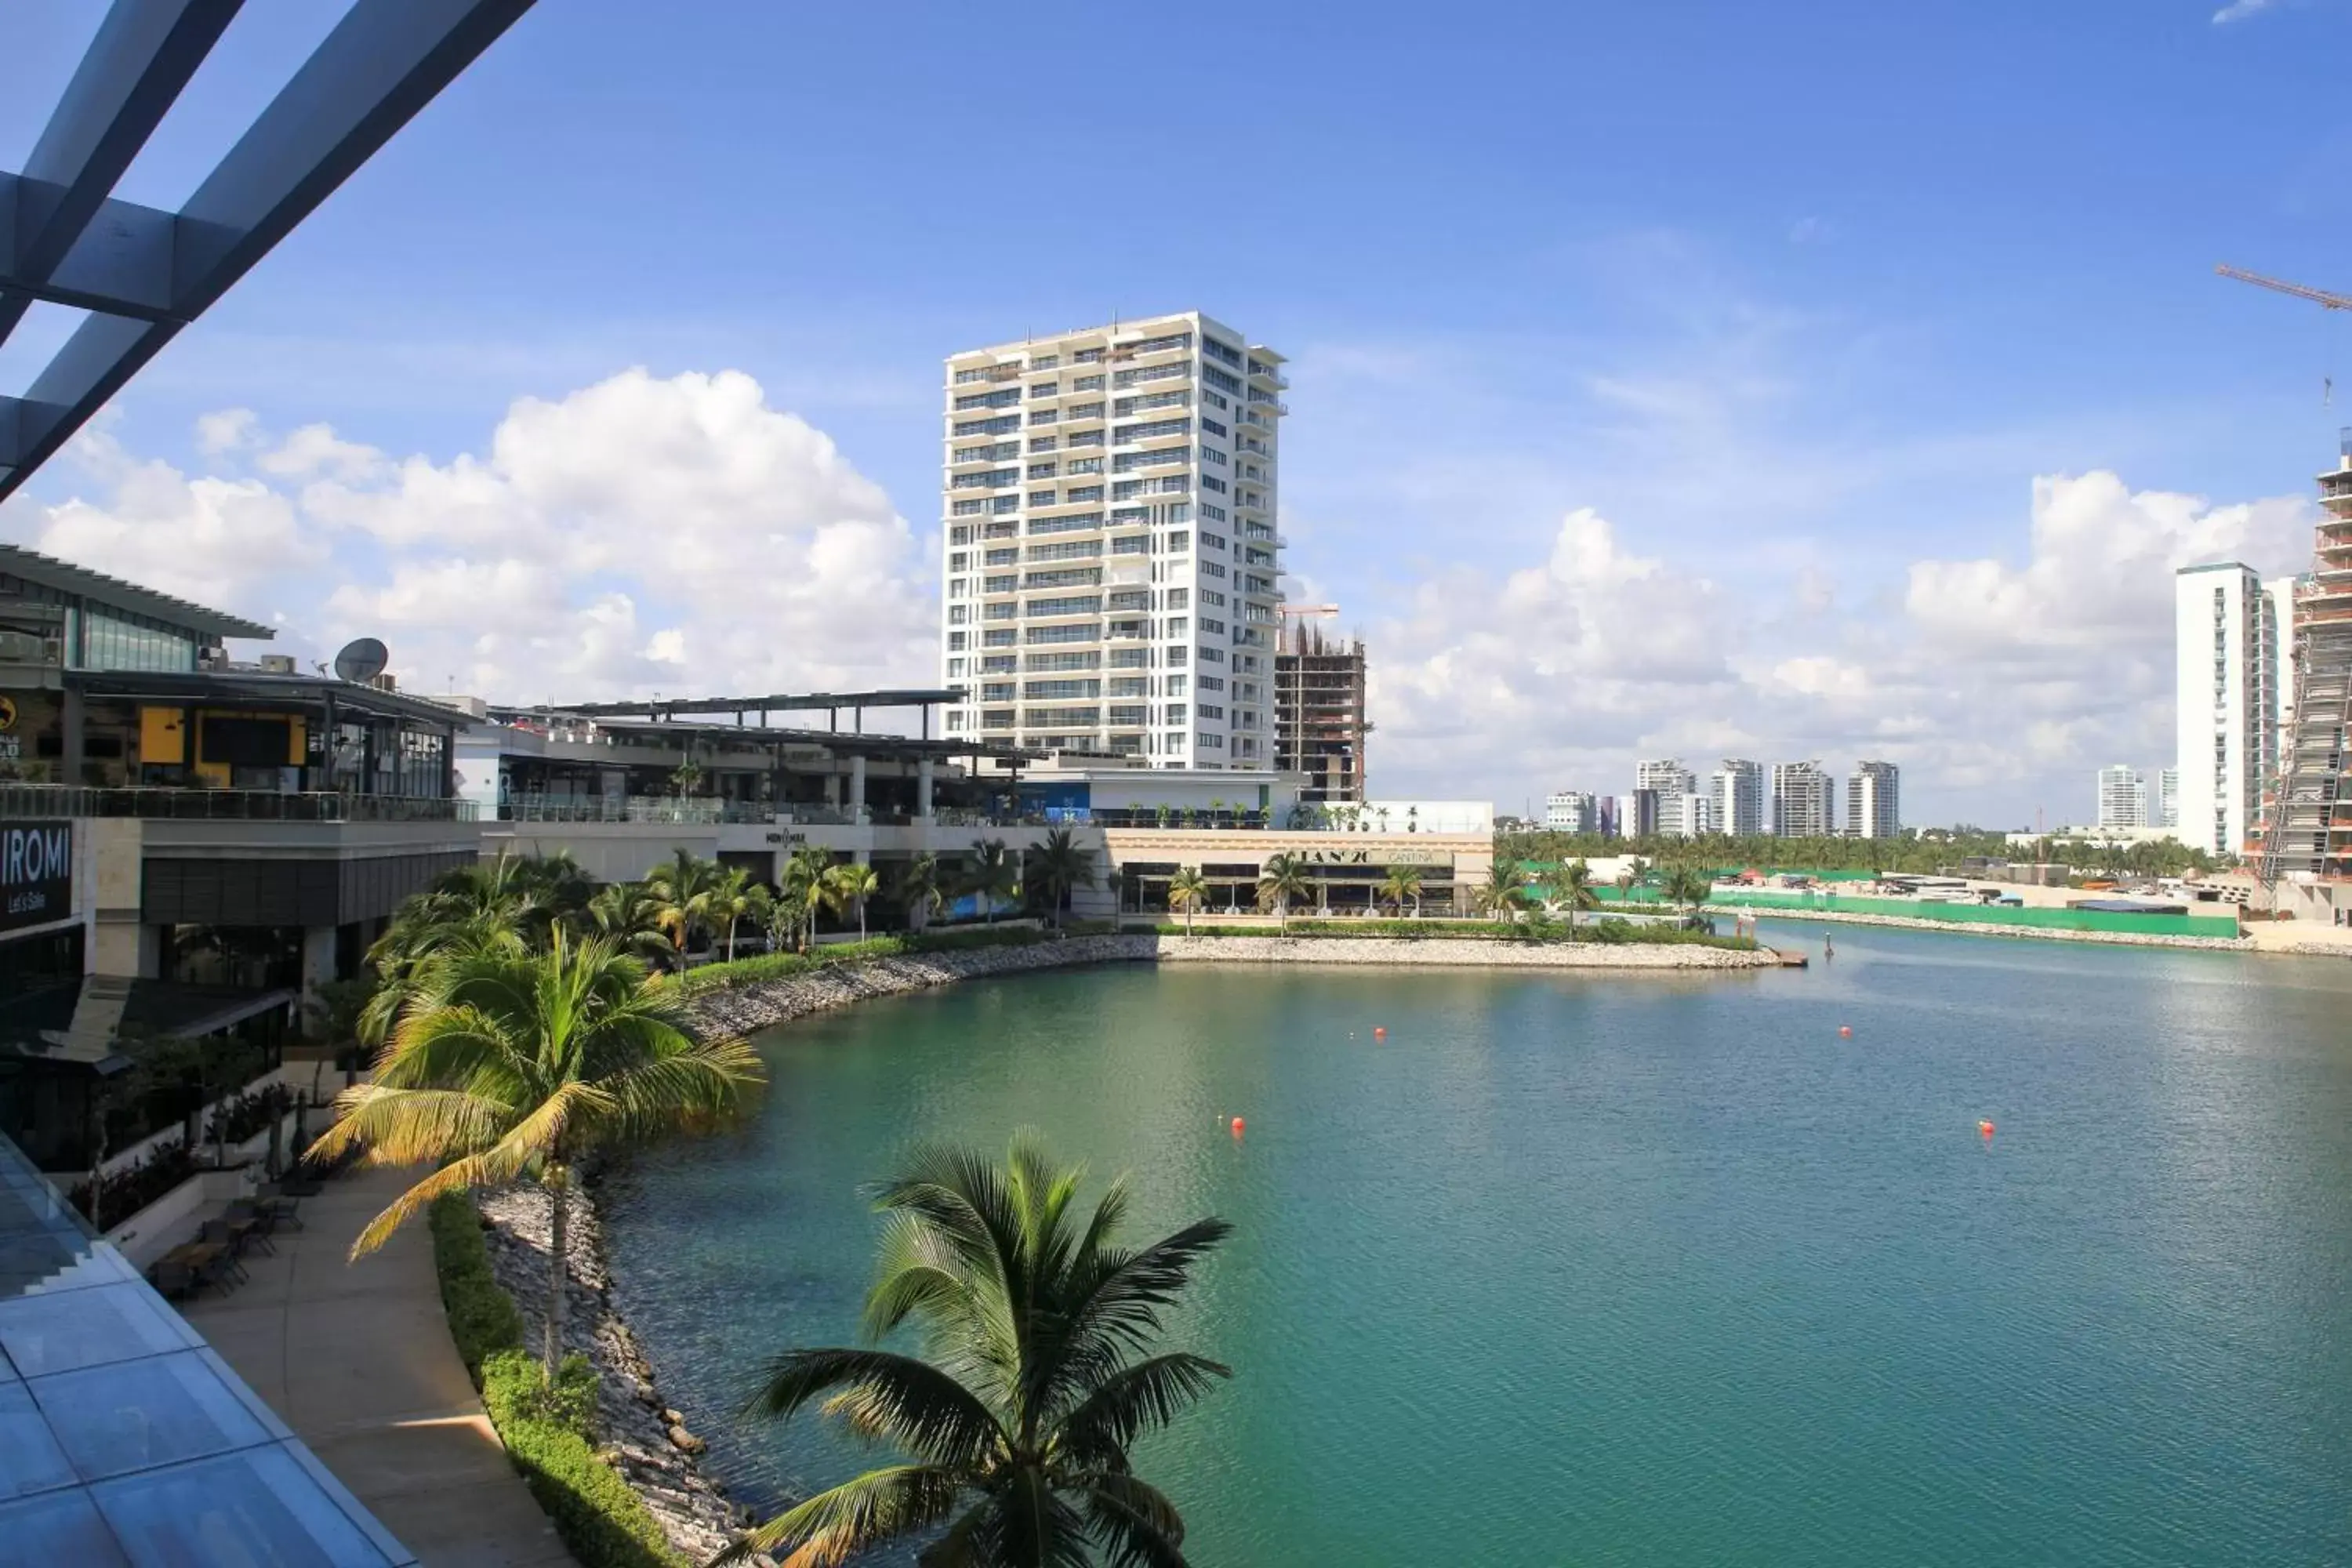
top-left (599, 924), bottom-right (2352, 1566)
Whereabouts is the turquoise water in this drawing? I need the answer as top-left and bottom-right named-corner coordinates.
top-left (597, 927), bottom-right (2352, 1566)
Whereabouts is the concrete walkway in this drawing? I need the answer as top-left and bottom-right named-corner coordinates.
top-left (184, 1167), bottom-right (579, 1568)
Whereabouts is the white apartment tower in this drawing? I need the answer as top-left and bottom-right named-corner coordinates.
top-left (1660, 791), bottom-right (1715, 839)
top-left (1635, 758), bottom-right (1697, 798)
top-left (2095, 764), bottom-right (2147, 830)
top-left (1544, 790), bottom-right (1598, 833)
top-left (2155, 768), bottom-right (2180, 829)
top-left (2172, 564), bottom-right (2288, 859)
top-left (1846, 760), bottom-right (1900, 840)
top-left (1710, 759), bottom-right (1765, 837)
top-left (939, 312), bottom-right (1286, 765)
top-left (1770, 760), bottom-right (1835, 837)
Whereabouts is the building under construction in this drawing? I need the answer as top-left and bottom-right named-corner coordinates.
top-left (1275, 622), bottom-right (1368, 802)
top-left (2261, 430), bottom-right (2352, 888)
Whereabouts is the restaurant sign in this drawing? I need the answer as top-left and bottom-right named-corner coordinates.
top-left (1298, 845), bottom-right (1453, 867)
top-left (1, 821), bottom-right (71, 934)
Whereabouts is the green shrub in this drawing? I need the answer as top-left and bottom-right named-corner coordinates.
top-left (485, 1348), bottom-right (601, 1439)
top-left (426, 1196), bottom-right (688, 1568)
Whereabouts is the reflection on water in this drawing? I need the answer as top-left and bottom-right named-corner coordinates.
top-left (599, 925), bottom-right (2352, 1566)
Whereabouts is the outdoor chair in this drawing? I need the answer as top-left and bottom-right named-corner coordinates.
top-left (150, 1259), bottom-right (198, 1301)
top-left (255, 1184), bottom-right (304, 1229)
top-left (226, 1201), bottom-right (279, 1254)
top-left (198, 1220), bottom-right (253, 1281)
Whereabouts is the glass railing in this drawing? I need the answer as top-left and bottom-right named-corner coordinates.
top-left (0, 784), bottom-right (476, 822)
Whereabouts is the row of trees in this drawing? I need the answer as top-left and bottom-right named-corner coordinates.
top-left (1151, 853), bottom-right (1716, 934)
top-left (1500, 828), bottom-right (2221, 880)
top-left (315, 846), bottom-right (1225, 1567)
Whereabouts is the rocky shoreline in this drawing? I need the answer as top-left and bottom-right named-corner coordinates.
top-left (474, 1184), bottom-right (756, 1565)
top-left (685, 931), bottom-right (1777, 1039)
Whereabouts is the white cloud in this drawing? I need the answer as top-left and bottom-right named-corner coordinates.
top-left (2212, 0), bottom-right (2280, 22)
top-left (1363, 473), bottom-right (2313, 822)
top-left (0, 368), bottom-right (934, 705)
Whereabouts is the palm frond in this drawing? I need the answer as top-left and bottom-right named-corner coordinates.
top-left (1080, 1472), bottom-right (1191, 1568)
top-left (719, 1465), bottom-right (967, 1568)
top-left (1054, 1353), bottom-right (1232, 1466)
top-left (745, 1348), bottom-right (1005, 1464)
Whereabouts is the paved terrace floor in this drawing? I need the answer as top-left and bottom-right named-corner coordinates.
top-left (183, 1167), bottom-right (578, 1568)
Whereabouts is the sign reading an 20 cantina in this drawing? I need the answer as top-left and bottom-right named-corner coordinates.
top-left (1, 822), bottom-right (71, 934)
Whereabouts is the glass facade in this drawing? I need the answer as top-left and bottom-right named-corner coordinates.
top-left (75, 611), bottom-right (197, 674)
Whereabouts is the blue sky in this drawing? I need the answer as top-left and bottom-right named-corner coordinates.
top-left (3, 0), bottom-right (2348, 824)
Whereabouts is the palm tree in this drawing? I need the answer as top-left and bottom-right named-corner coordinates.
top-left (762, 886), bottom-right (808, 957)
top-left (1662, 864), bottom-right (1715, 920)
top-left (1548, 859), bottom-right (1599, 936)
top-left (576, 880), bottom-right (675, 971)
top-left (822, 862), bottom-right (882, 942)
top-left (1167, 865), bottom-right (1210, 935)
top-left (1376, 864), bottom-right (1423, 918)
top-left (896, 852), bottom-right (946, 935)
top-left (1256, 852), bottom-right (1312, 931)
top-left (310, 931), bottom-right (763, 1378)
top-left (358, 908), bottom-right (527, 1050)
top-left (724, 1138), bottom-right (1230, 1567)
top-left (1024, 827), bottom-right (1096, 930)
top-left (781, 847), bottom-right (833, 952)
top-left (703, 868), bottom-right (764, 962)
top-left (644, 849), bottom-right (724, 966)
top-left (964, 839), bottom-right (1019, 925)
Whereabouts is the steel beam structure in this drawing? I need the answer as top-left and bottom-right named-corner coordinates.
top-left (0, 0), bottom-right (535, 501)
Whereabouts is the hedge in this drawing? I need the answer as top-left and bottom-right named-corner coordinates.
top-left (426, 1196), bottom-right (687, 1568)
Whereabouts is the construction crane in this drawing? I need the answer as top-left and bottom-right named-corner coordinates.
top-left (2216, 264), bottom-right (2352, 312)
top-left (1276, 604), bottom-right (1339, 619)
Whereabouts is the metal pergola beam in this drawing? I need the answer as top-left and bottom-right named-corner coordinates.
top-left (0, 0), bottom-right (536, 502)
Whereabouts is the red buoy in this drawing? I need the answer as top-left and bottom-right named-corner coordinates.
top-left (1373, 1025), bottom-right (1387, 1040)
top-left (1978, 1120), bottom-right (1995, 1138)
top-left (1230, 1116), bottom-right (1245, 1138)
top-left (1838, 1025), bottom-right (1853, 1038)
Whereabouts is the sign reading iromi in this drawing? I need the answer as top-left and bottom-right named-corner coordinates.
top-left (1, 822), bottom-right (71, 933)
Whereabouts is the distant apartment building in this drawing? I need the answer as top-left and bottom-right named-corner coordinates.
top-left (1710, 758), bottom-right (1765, 837)
top-left (1635, 758), bottom-right (1696, 799)
top-left (1596, 795), bottom-right (1622, 838)
top-left (1274, 624), bottom-right (1366, 801)
top-left (2173, 563), bottom-right (2289, 858)
top-left (1629, 787), bottom-right (1661, 837)
top-left (1660, 790), bottom-right (1715, 839)
top-left (1770, 760), bottom-right (1835, 837)
top-left (940, 311), bottom-right (1286, 767)
top-left (2096, 764), bottom-right (2147, 830)
top-left (1846, 760), bottom-right (1900, 840)
top-left (2154, 767), bottom-right (2180, 829)
top-left (1544, 790), bottom-right (1598, 833)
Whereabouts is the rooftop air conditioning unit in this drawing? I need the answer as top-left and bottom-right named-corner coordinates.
top-left (198, 646), bottom-right (227, 670)
top-left (258, 654), bottom-right (297, 674)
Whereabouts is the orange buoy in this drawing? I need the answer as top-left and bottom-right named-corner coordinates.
top-left (1374, 1025), bottom-right (1387, 1040)
top-left (1230, 1116), bottom-right (1245, 1137)
top-left (1838, 1025), bottom-right (1853, 1038)
top-left (1978, 1120), bottom-right (1995, 1138)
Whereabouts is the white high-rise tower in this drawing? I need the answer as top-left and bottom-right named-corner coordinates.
top-left (938, 312), bottom-right (1286, 766)
top-left (2173, 563), bottom-right (2288, 859)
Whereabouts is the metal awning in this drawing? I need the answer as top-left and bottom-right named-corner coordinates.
top-left (68, 670), bottom-right (473, 729)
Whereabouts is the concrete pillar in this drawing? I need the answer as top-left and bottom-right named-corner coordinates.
top-left (916, 757), bottom-right (935, 820)
top-left (60, 685), bottom-right (85, 784)
top-left (300, 924), bottom-right (337, 1011)
top-left (849, 754), bottom-right (867, 823)
top-left (825, 772), bottom-right (842, 809)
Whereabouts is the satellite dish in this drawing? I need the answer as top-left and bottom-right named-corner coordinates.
top-left (333, 637), bottom-right (389, 684)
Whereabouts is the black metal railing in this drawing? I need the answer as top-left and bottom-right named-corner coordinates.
top-left (0, 784), bottom-right (477, 822)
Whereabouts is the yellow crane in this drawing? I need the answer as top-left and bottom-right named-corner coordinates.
top-left (2216, 263), bottom-right (2352, 312)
